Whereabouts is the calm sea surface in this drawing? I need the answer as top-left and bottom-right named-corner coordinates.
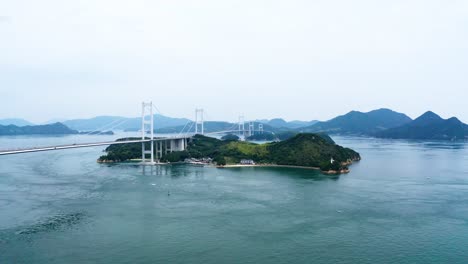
top-left (1, 134), bottom-right (468, 263)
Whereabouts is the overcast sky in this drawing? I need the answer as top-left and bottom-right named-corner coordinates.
top-left (1, 0), bottom-right (467, 123)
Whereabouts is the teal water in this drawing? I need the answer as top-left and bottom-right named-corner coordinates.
top-left (1, 135), bottom-right (468, 263)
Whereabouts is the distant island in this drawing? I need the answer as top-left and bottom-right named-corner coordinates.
top-left (3, 108), bottom-right (466, 141)
top-left (0, 122), bottom-right (78, 136)
top-left (0, 122), bottom-right (116, 136)
top-left (375, 111), bottom-right (468, 140)
top-left (98, 133), bottom-right (361, 174)
top-left (78, 131), bottom-right (114, 135)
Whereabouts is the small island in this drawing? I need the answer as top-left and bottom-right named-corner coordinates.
top-left (99, 133), bottom-right (361, 174)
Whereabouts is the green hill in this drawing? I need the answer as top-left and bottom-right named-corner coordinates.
top-left (99, 134), bottom-right (360, 173)
top-left (267, 134), bottom-right (359, 170)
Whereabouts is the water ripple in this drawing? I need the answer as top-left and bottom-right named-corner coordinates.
top-left (16, 212), bottom-right (86, 235)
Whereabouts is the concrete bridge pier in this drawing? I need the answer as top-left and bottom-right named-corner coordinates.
top-left (142, 137), bottom-right (190, 165)
top-left (170, 138), bottom-right (187, 152)
top-left (156, 141), bottom-right (163, 160)
top-left (165, 140), bottom-right (171, 154)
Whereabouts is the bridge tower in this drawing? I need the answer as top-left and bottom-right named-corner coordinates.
top-left (141, 102), bottom-right (155, 164)
top-left (195, 108), bottom-right (204, 135)
top-left (248, 122), bottom-right (254, 137)
top-left (238, 115), bottom-right (245, 137)
top-left (258, 124), bottom-right (264, 134)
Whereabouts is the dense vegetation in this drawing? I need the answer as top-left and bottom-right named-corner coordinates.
top-left (221, 134), bottom-right (240, 141)
top-left (246, 132), bottom-right (277, 141)
top-left (376, 111), bottom-right (468, 140)
top-left (267, 134), bottom-right (359, 171)
top-left (247, 131), bottom-right (335, 144)
top-left (99, 134), bottom-right (360, 172)
top-left (0, 122), bottom-right (78, 135)
top-left (97, 138), bottom-right (149, 162)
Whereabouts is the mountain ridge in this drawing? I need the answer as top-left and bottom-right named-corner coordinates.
top-left (300, 108), bottom-right (412, 135)
top-left (0, 118), bottom-right (35, 126)
top-left (376, 111), bottom-right (468, 140)
top-left (265, 118), bottom-right (318, 129)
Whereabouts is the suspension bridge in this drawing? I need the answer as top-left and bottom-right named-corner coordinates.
top-left (0, 102), bottom-right (267, 165)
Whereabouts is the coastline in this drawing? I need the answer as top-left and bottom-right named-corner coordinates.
top-left (98, 159), bottom-right (354, 174)
top-left (216, 164), bottom-right (352, 175)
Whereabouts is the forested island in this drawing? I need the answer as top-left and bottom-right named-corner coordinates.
top-left (0, 122), bottom-right (78, 135)
top-left (0, 122), bottom-right (115, 136)
top-left (98, 133), bottom-right (361, 174)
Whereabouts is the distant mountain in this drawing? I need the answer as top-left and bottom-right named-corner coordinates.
top-left (0, 122), bottom-right (78, 135)
top-left (266, 118), bottom-right (289, 128)
top-left (264, 118), bottom-right (318, 129)
top-left (301, 109), bottom-right (412, 135)
top-left (42, 118), bottom-right (67, 124)
top-left (0, 118), bottom-right (35, 126)
top-left (288, 120), bottom-right (319, 128)
top-left (63, 114), bottom-right (191, 131)
top-left (376, 111), bottom-right (468, 140)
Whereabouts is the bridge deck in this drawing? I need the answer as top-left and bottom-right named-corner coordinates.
top-left (0, 135), bottom-right (194, 156)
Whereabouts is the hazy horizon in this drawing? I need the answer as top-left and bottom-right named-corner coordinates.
top-left (0, 107), bottom-right (464, 125)
top-left (2, 1), bottom-right (467, 123)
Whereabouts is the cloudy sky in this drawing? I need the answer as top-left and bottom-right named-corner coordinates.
top-left (1, 0), bottom-right (467, 123)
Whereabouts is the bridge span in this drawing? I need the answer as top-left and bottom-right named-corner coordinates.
top-left (0, 134), bottom-right (195, 156)
top-left (0, 102), bottom-right (264, 164)
top-left (0, 139), bottom-right (151, 156)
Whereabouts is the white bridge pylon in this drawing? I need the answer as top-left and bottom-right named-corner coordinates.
top-left (195, 108), bottom-right (204, 135)
top-left (140, 101), bottom-right (190, 165)
top-left (141, 102), bottom-right (155, 165)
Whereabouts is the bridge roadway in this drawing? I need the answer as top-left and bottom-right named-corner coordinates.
top-left (0, 134), bottom-right (195, 156)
